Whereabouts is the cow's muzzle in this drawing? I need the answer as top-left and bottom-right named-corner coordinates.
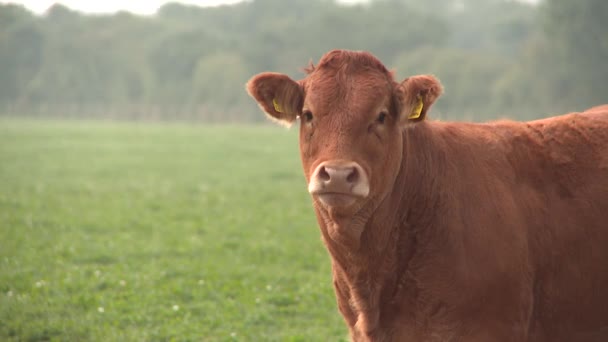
top-left (308, 161), bottom-right (370, 207)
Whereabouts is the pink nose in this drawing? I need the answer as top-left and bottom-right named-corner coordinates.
top-left (308, 161), bottom-right (369, 198)
top-left (318, 164), bottom-right (359, 187)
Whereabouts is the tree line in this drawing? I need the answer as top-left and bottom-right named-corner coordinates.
top-left (0, 0), bottom-right (606, 122)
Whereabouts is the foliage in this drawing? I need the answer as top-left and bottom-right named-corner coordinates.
top-left (539, 0), bottom-right (608, 111)
top-left (0, 0), bottom-right (606, 121)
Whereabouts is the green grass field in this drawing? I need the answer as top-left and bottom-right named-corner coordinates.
top-left (0, 119), bottom-right (347, 341)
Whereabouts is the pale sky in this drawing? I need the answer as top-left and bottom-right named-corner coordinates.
top-left (3, 0), bottom-right (366, 15)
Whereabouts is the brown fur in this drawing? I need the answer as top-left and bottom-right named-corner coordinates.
top-left (246, 49), bottom-right (608, 341)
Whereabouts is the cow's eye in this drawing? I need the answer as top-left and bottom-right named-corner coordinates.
top-left (302, 110), bottom-right (313, 122)
top-left (377, 111), bottom-right (388, 124)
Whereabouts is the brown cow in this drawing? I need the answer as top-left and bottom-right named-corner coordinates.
top-left (246, 49), bottom-right (608, 342)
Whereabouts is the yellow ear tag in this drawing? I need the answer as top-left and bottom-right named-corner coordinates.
top-left (408, 95), bottom-right (424, 120)
top-left (272, 98), bottom-right (283, 113)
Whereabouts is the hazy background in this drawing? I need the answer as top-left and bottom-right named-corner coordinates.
top-left (1, 1), bottom-right (607, 340)
top-left (1, 0), bottom-right (606, 123)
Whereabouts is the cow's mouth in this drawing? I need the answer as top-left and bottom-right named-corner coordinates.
top-left (314, 192), bottom-right (360, 208)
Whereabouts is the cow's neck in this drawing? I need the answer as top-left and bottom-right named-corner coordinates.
top-left (314, 123), bottom-right (442, 337)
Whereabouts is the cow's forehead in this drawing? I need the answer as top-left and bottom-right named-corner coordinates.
top-left (307, 49), bottom-right (392, 76)
top-left (304, 69), bottom-right (394, 109)
top-left (303, 50), bottom-right (395, 93)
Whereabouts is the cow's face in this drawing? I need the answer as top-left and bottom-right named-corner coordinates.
top-left (247, 50), bottom-right (442, 215)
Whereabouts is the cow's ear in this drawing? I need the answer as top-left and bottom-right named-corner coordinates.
top-left (246, 72), bottom-right (304, 127)
top-left (396, 75), bottom-right (443, 123)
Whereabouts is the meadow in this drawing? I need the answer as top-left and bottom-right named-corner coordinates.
top-left (0, 119), bottom-right (347, 341)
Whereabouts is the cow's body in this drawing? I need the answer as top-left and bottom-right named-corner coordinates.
top-left (332, 113), bottom-right (608, 341)
top-left (247, 49), bottom-right (608, 341)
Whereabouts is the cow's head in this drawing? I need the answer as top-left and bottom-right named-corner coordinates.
top-left (247, 50), bottom-right (442, 216)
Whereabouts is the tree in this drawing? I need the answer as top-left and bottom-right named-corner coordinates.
top-left (2, 0), bottom-right (575, 122)
top-left (0, 17), bottom-right (43, 104)
top-left (541, 0), bottom-right (608, 110)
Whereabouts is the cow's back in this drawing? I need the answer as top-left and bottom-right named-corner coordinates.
top-left (477, 110), bottom-right (608, 341)
top-left (416, 109), bottom-right (608, 341)
top-left (519, 111), bottom-right (608, 341)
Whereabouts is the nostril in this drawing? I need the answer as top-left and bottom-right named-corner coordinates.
top-left (346, 167), bottom-right (359, 184)
top-left (318, 166), bottom-right (330, 181)
top-left (309, 162), bottom-right (368, 198)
